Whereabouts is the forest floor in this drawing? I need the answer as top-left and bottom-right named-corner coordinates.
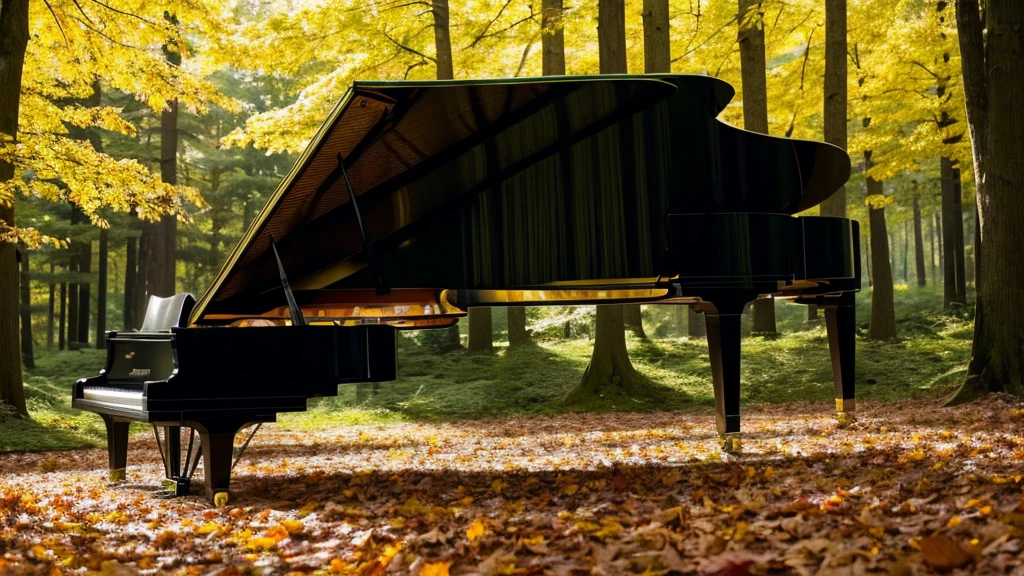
top-left (2, 396), bottom-right (1023, 575)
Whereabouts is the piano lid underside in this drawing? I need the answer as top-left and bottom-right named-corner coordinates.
top-left (196, 76), bottom-right (850, 323)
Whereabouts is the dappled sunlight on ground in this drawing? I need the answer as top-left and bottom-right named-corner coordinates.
top-left (2, 397), bottom-right (1023, 574)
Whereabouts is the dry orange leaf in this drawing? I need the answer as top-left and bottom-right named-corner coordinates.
top-left (918, 535), bottom-right (972, 572)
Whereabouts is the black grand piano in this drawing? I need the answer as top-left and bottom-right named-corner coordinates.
top-left (74, 74), bottom-right (859, 506)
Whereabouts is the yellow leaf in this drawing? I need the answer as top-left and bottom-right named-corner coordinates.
top-left (466, 519), bottom-right (487, 542)
top-left (946, 516), bottom-right (962, 528)
top-left (247, 537), bottom-right (278, 551)
top-left (421, 561), bottom-right (452, 576)
top-left (197, 522), bottom-right (220, 535)
top-left (280, 519), bottom-right (304, 535)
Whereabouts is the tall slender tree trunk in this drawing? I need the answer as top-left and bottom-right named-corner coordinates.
top-left (124, 236), bottom-right (137, 330)
top-left (58, 281), bottom-right (66, 351)
top-left (950, 0), bottom-right (1024, 400)
top-left (507, 306), bottom-right (530, 348)
top-left (468, 308), bottom-right (493, 353)
top-left (599, 0), bottom-right (627, 74)
top-left (18, 247), bottom-right (34, 370)
top-left (134, 232), bottom-right (149, 325)
top-left (158, 66), bottom-right (178, 296)
top-left (77, 236), bottom-right (91, 346)
top-left (941, 156), bottom-right (967, 307)
top-left (738, 0), bottom-right (777, 335)
top-left (67, 243), bottom-right (80, 349)
top-left (913, 192), bottom-right (927, 286)
top-left (509, 3), bottom-right (567, 346)
top-left (541, 0), bottom-right (565, 76)
top-left (864, 150), bottom-right (897, 340)
top-left (572, 0), bottom-right (640, 397)
top-left (820, 0), bottom-right (847, 219)
top-left (905, 219), bottom-right (913, 282)
top-left (46, 262), bottom-right (55, 349)
top-left (431, 0), bottom-right (460, 350)
top-left (433, 0), bottom-right (454, 80)
top-left (95, 228), bottom-right (108, 346)
top-left (623, 305), bottom-right (647, 339)
top-left (628, 0), bottom-right (668, 339)
top-left (929, 211), bottom-right (937, 285)
top-left (935, 211), bottom-right (943, 278)
top-left (0, 0), bottom-right (29, 416)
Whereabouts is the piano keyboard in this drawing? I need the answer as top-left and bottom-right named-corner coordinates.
top-left (82, 386), bottom-right (145, 410)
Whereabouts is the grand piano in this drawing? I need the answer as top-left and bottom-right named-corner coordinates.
top-left (74, 74), bottom-right (859, 505)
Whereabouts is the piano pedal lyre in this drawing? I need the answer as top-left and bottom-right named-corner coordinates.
top-left (153, 426), bottom-right (204, 497)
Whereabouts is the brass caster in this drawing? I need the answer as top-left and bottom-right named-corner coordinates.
top-left (213, 492), bottom-right (230, 507)
top-left (836, 411), bottom-right (856, 426)
top-left (109, 468), bottom-right (127, 483)
top-left (720, 433), bottom-right (742, 454)
top-left (162, 478), bottom-right (176, 491)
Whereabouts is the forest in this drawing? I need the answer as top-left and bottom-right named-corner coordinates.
top-left (1, 0), bottom-right (1023, 574)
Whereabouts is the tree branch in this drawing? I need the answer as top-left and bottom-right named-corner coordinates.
top-left (382, 29), bottom-right (436, 63)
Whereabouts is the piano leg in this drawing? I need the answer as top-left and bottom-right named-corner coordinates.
top-left (101, 414), bottom-right (130, 482)
top-left (195, 421), bottom-right (245, 506)
top-left (704, 299), bottom-right (746, 453)
top-left (824, 292), bottom-right (856, 425)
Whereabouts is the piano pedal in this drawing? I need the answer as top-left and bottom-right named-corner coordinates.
top-left (720, 433), bottom-right (742, 454)
top-left (161, 477), bottom-right (193, 497)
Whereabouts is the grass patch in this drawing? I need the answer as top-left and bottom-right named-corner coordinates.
top-left (4, 285), bottom-right (973, 450)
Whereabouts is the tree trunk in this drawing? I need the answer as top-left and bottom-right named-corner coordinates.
top-left (124, 236), bottom-right (137, 330)
top-left (19, 246), bottom-right (34, 370)
top-left (0, 0), bottom-right (29, 416)
top-left (58, 281), bottom-right (66, 351)
top-left (541, 0), bottom-right (565, 75)
top-left (467, 308), bottom-right (493, 353)
top-left (929, 210), bottom-right (936, 285)
top-left (571, 0), bottom-right (638, 398)
top-left (950, 0), bottom-right (1024, 400)
top-left (598, 0), bottom-right (627, 74)
top-left (819, 0), bottom-right (847, 218)
top-left (913, 192), bottom-right (927, 286)
top-left (568, 305), bottom-right (641, 400)
top-left (46, 262), bottom-right (55, 349)
top-left (96, 227), bottom-right (108, 346)
top-left (507, 307), bottom-right (530, 348)
top-left (635, 0), bottom-right (669, 338)
top-left (642, 0), bottom-right (670, 73)
top-left (905, 219), bottom-right (913, 282)
top-left (738, 0), bottom-right (777, 335)
top-left (77, 236), bottom-right (91, 346)
top-left (623, 305), bottom-right (647, 339)
top-left (433, 0), bottom-right (454, 80)
top-left (431, 0), bottom-right (459, 348)
top-left (935, 211), bottom-right (943, 279)
top-left (134, 231), bottom-right (149, 325)
top-left (865, 150), bottom-right (897, 340)
top-left (688, 306), bottom-right (706, 337)
top-left (157, 117), bottom-right (177, 296)
top-left (67, 212), bottom-right (80, 348)
top-left (941, 156), bottom-right (967, 307)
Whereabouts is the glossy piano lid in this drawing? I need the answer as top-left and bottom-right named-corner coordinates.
top-left (192, 76), bottom-right (680, 322)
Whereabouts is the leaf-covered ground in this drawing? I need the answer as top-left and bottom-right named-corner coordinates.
top-left (2, 397), bottom-right (1023, 575)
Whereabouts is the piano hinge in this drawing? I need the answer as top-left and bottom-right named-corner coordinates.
top-left (330, 153), bottom-right (391, 296)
